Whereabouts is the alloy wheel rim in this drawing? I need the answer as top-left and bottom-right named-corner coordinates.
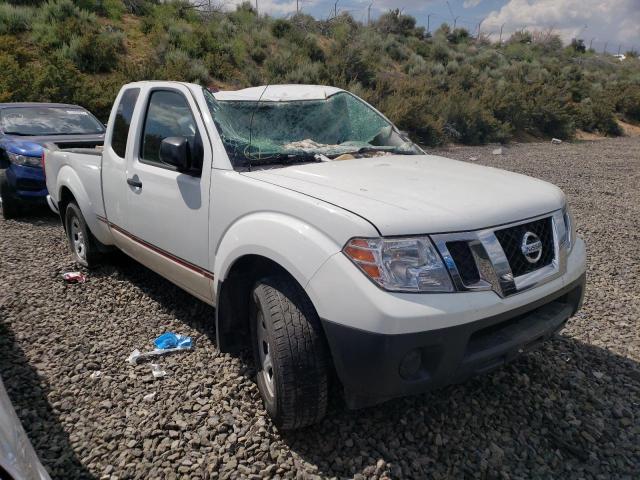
top-left (70, 217), bottom-right (86, 260)
top-left (256, 310), bottom-right (275, 398)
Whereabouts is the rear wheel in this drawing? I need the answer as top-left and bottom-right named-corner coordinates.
top-left (0, 171), bottom-right (20, 219)
top-left (65, 202), bottom-right (101, 268)
top-left (250, 275), bottom-right (329, 429)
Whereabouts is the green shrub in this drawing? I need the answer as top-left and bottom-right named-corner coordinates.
top-left (0, 4), bottom-right (34, 34)
top-left (576, 97), bottom-right (622, 135)
top-left (162, 48), bottom-right (209, 83)
top-left (1, 3), bottom-right (637, 146)
top-left (440, 94), bottom-right (508, 144)
top-left (56, 30), bottom-right (125, 73)
top-left (618, 85), bottom-right (640, 122)
top-left (271, 19), bottom-right (292, 39)
top-left (284, 61), bottom-right (327, 84)
top-left (0, 52), bottom-right (28, 101)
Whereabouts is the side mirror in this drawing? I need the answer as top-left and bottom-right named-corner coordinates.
top-left (159, 136), bottom-right (190, 171)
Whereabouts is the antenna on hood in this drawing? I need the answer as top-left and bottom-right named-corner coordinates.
top-left (246, 84), bottom-right (270, 171)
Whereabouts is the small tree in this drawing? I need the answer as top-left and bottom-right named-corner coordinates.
top-left (570, 38), bottom-right (586, 53)
top-left (625, 49), bottom-right (638, 59)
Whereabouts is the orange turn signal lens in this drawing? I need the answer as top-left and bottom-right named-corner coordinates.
top-left (360, 263), bottom-right (381, 279)
top-left (344, 244), bottom-right (376, 263)
top-left (343, 238), bottom-right (382, 281)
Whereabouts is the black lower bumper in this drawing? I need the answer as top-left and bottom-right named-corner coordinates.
top-left (322, 273), bottom-right (586, 409)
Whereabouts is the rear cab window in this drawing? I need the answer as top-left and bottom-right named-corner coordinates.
top-left (111, 88), bottom-right (140, 158)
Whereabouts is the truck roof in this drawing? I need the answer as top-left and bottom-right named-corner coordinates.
top-left (121, 81), bottom-right (345, 103)
top-left (213, 85), bottom-right (344, 102)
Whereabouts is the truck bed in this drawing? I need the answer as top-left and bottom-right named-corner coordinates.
top-left (44, 147), bottom-right (113, 246)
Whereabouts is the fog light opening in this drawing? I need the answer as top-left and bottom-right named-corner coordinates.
top-left (399, 349), bottom-right (422, 379)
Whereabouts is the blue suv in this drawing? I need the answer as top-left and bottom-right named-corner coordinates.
top-left (0, 103), bottom-right (105, 218)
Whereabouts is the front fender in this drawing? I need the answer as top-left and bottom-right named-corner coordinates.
top-left (214, 212), bottom-right (343, 293)
top-left (56, 165), bottom-right (113, 245)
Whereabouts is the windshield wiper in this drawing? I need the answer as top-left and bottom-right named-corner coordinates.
top-left (244, 152), bottom-right (325, 167)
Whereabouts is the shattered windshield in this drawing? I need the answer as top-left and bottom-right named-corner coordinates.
top-left (203, 87), bottom-right (421, 168)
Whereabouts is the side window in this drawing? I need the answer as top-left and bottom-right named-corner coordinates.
top-left (111, 88), bottom-right (140, 158)
top-left (140, 90), bottom-right (203, 172)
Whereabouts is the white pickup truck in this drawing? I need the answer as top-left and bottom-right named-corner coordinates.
top-left (45, 82), bottom-right (586, 429)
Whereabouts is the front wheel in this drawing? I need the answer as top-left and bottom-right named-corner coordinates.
top-left (0, 172), bottom-right (20, 219)
top-left (65, 202), bottom-right (101, 268)
top-left (251, 275), bottom-right (329, 429)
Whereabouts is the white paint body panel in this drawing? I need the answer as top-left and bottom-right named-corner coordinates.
top-left (213, 84), bottom-right (343, 102)
top-left (0, 377), bottom-right (51, 480)
top-left (44, 81), bottom-right (586, 338)
top-left (307, 238), bottom-right (586, 335)
top-left (245, 156), bottom-right (566, 235)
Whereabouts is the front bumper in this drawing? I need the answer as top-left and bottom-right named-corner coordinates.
top-left (307, 237), bottom-right (587, 409)
top-left (5, 164), bottom-right (47, 200)
top-left (46, 195), bottom-right (59, 215)
top-left (322, 273), bottom-right (585, 408)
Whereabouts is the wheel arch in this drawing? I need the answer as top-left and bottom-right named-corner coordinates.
top-left (55, 166), bottom-right (113, 245)
top-left (212, 213), bottom-right (343, 353)
top-left (216, 254), bottom-right (297, 352)
top-left (215, 253), bottom-right (332, 358)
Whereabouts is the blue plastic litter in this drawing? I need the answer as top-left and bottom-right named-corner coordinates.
top-left (154, 332), bottom-right (193, 350)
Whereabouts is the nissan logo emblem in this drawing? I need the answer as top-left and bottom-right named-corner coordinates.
top-left (521, 231), bottom-right (543, 263)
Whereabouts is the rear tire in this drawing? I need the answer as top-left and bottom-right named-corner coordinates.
top-left (250, 275), bottom-right (329, 429)
top-left (65, 202), bottom-right (101, 268)
top-left (0, 172), bottom-right (20, 219)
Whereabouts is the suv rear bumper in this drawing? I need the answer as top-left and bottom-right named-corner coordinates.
top-left (322, 273), bottom-right (585, 409)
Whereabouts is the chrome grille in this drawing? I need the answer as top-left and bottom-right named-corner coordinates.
top-left (446, 241), bottom-right (480, 285)
top-left (494, 217), bottom-right (554, 276)
top-left (432, 211), bottom-right (568, 297)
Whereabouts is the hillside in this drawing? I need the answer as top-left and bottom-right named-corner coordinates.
top-left (1, 0), bottom-right (639, 145)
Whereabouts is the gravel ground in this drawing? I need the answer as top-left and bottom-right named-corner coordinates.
top-left (1, 137), bottom-right (639, 480)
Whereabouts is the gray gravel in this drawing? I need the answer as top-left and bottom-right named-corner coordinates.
top-left (1, 137), bottom-right (639, 479)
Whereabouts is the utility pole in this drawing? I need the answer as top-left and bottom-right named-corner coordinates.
top-left (603, 42), bottom-right (608, 54)
top-left (367, 2), bottom-right (373, 26)
top-left (618, 44), bottom-right (622, 55)
top-left (446, 1), bottom-right (457, 28)
top-left (426, 13), bottom-right (432, 35)
top-left (499, 23), bottom-right (505, 44)
top-left (589, 38), bottom-right (594, 50)
top-left (333, 0), bottom-right (338, 17)
top-left (477, 18), bottom-right (483, 39)
top-left (296, 0), bottom-right (299, 13)
top-left (255, 0), bottom-right (258, 13)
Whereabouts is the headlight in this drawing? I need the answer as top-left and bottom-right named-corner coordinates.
top-left (562, 205), bottom-right (575, 251)
top-left (7, 151), bottom-right (41, 167)
top-left (343, 237), bottom-right (454, 292)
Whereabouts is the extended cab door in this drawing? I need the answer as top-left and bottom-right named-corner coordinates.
top-left (117, 85), bottom-right (214, 303)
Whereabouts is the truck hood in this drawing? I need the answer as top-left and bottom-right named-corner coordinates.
top-left (243, 155), bottom-right (566, 235)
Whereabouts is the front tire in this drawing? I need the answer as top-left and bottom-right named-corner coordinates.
top-left (65, 202), bottom-right (100, 268)
top-left (0, 171), bottom-right (20, 219)
top-left (250, 275), bottom-right (329, 429)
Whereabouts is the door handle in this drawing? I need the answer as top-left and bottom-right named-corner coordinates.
top-left (127, 177), bottom-right (142, 189)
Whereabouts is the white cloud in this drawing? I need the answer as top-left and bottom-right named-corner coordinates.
top-left (371, 0), bottom-right (435, 12)
top-left (463, 0), bottom-right (482, 8)
top-left (482, 0), bottom-right (640, 47)
top-left (220, 0), bottom-right (307, 15)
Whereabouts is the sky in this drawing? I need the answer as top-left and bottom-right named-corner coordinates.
top-left (224, 0), bottom-right (640, 53)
